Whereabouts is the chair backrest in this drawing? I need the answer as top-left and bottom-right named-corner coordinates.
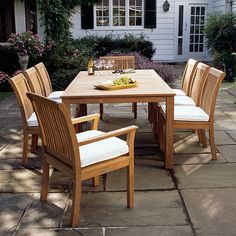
top-left (201, 67), bottom-right (226, 119)
top-left (27, 92), bottom-right (80, 169)
top-left (189, 62), bottom-right (210, 106)
top-left (34, 62), bottom-right (53, 97)
top-left (24, 67), bottom-right (44, 95)
top-left (181, 59), bottom-right (198, 95)
top-left (100, 55), bottom-right (135, 70)
top-left (9, 73), bottom-right (34, 127)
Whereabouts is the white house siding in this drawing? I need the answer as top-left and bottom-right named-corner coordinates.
top-left (71, 1), bottom-right (176, 61)
top-left (232, 2), bottom-right (236, 12)
top-left (212, 0), bottom-right (228, 12)
top-left (14, 0), bottom-right (26, 33)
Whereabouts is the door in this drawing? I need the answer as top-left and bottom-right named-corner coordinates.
top-left (175, 1), bottom-right (208, 61)
top-left (0, 0), bottom-right (15, 42)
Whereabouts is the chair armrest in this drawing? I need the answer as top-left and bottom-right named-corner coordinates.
top-left (71, 113), bottom-right (100, 130)
top-left (78, 125), bottom-right (138, 146)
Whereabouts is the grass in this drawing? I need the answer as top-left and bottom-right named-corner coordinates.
top-left (0, 92), bottom-right (12, 102)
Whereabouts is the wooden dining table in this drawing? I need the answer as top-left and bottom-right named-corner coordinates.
top-left (61, 69), bottom-right (175, 169)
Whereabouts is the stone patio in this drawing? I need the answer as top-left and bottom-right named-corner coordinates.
top-left (0, 74), bottom-right (236, 235)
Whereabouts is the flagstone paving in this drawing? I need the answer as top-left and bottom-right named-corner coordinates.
top-left (0, 74), bottom-right (236, 235)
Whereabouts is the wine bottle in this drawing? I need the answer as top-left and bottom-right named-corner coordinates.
top-left (87, 58), bottom-right (94, 75)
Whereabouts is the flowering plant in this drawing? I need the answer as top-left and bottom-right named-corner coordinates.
top-left (7, 31), bottom-right (45, 57)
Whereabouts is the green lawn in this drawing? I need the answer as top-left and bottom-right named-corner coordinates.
top-left (0, 92), bottom-right (12, 102)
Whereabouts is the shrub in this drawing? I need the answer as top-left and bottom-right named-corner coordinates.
top-left (73, 33), bottom-right (155, 60)
top-left (205, 12), bottom-right (236, 80)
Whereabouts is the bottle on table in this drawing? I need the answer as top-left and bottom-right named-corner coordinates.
top-left (87, 58), bottom-right (94, 75)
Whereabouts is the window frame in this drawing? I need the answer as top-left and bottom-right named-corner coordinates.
top-left (94, 0), bottom-right (144, 29)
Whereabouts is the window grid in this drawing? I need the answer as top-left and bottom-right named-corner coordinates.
top-left (95, 0), bottom-right (143, 28)
top-left (189, 6), bottom-right (205, 53)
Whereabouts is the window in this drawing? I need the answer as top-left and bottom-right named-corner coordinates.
top-left (81, 0), bottom-right (156, 30)
top-left (95, 0), bottom-right (143, 28)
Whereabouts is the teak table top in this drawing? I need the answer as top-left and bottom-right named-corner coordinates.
top-left (61, 70), bottom-right (175, 103)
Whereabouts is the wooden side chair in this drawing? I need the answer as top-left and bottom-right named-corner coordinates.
top-left (27, 92), bottom-right (138, 227)
top-left (34, 62), bottom-right (83, 117)
top-left (172, 59), bottom-right (198, 96)
top-left (158, 67), bottom-right (226, 160)
top-left (24, 67), bottom-right (45, 97)
top-left (168, 62), bottom-right (210, 106)
top-left (153, 62), bottom-right (210, 144)
top-left (34, 62), bottom-right (63, 100)
top-left (9, 73), bottom-right (39, 165)
top-left (99, 55), bottom-right (137, 118)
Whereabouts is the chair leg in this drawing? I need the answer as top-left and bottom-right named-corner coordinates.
top-left (70, 179), bottom-right (82, 227)
top-left (127, 158), bottom-right (134, 208)
top-left (31, 134), bottom-right (38, 153)
top-left (209, 126), bottom-right (217, 160)
top-left (100, 104), bottom-right (104, 118)
top-left (40, 159), bottom-right (50, 201)
top-left (198, 129), bottom-right (207, 147)
top-left (132, 102), bottom-right (137, 119)
top-left (22, 131), bottom-right (29, 165)
top-left (92, 176), bottom-right (99, 187)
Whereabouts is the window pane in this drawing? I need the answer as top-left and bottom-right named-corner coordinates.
top-left (113, 17), bottom-right (118, 26)
top-left (191, 16), bottom-right (194, 24)
top-left (191, 7), bottom-right (195, 15)
top-left (189, 44), bottom-right (193, 52)
top-left (120, 0), bottom-right (125, 6)
top-left (200, 16), bottom-right (204, 24)
top-left (196, 16), bottom-right (199, 24)
top-left (120, 7), bottom-right (125, 16)
top-left (196, 7), bottom-right (200, 15)
top-left (136, 0), bottom-right (142, 6)
top-left (129, 9), bottom-right (135, 16)
top-left (130, 0), bottom-right (135, 5)
top-left (129, 17), bottom-right (135, 25)
top-left (136, 17), bottom-right (142, 25)
top-left (199, 44), bottom-right (203, 52)
top-left (201, 7), bottom-right (205, 15)
top-left (104, 0), bottom-right (109, 5)
top-left (190, 35), bottom-right (194, 43)
top-left (113, 0), bottom-right (118, 6)
top-left (113, 8), bottom-right (118, 16)
top-left (195, 35), bottom-right (199, 43)
top-left (190, 26), bottom-right (194, 34)
top-left (120, 17), bottom-right (125, 25)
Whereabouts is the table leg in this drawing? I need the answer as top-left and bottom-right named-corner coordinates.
top-left (165, 96), bottom-right (174, 169)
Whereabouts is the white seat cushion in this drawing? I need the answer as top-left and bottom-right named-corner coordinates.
top-left (48, 91), bottom-right (64, 100)
top-left (159, 96), bottom-right (195, 107)
top-left (172, 89), bottom-right (186, 96)
top-left (161, 104), bottom-right (209, 121)
top-left (27, 112), bottom-right (38, 127)
top-left (174, 96), bottom-right (195, 106)
top-left (77, 130), bottom-right (129, 167)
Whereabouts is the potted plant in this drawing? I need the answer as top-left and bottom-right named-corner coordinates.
top-left (7, 31), bottom-right (45, 70)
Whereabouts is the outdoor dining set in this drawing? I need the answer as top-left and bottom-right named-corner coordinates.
top-left (9, 56), bottom-right (225, 227)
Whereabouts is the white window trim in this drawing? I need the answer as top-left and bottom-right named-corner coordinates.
top-left (94, 0), bottom-right (144, 30)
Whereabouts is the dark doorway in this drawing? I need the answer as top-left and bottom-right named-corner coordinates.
top-left (0, 0), bottom-right (15, 42)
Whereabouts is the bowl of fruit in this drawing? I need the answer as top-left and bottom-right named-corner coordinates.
top-left (94, 77), bottom-right (137, 90)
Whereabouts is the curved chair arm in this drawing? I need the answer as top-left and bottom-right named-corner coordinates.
top-left (78, 125), bottom-right (138, 148)
top-left (71, 113), bottom-right (100, 130)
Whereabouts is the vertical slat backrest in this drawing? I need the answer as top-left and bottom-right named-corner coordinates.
top-left (201, 67), bottom-right (226, 119)
top-left (181, 59), bottom-right (198, 95)
top-left (100, 56), bottom-right (135, 70)
top-left (27, 93), bottom-right (80, 169)
top-left (189, 62), bottom-right (210, 106)
top-left (9, 74), bottom-right (34, 127)
top-left (34, 62), bottom-right (53, 97)
top-left (24, 67), bottom-right (44, 95)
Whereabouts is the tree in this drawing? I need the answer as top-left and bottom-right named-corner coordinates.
top-left (205, 12), bottom-right (236, 80)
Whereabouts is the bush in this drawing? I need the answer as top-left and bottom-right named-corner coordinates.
top-left (205, 12), bottom-right (236, 80)
top-left (0, 45), bottom-right (21, 91)
top-left (73, 33), bottom-right (155, 60)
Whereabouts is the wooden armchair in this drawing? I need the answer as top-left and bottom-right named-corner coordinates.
top-left (99, 56), bottom-right (137, 118)
top-left (27, 92), bottom-right (138, 227)
top-left (158, 67), bottom-right (226, 161)
top-left (9, 73), bottom-right (39, 165)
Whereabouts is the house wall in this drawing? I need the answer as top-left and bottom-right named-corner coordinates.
top-left (71, 0), bottom-right (176, 61)
top-left (211, 0), bottom-right (228, 12)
